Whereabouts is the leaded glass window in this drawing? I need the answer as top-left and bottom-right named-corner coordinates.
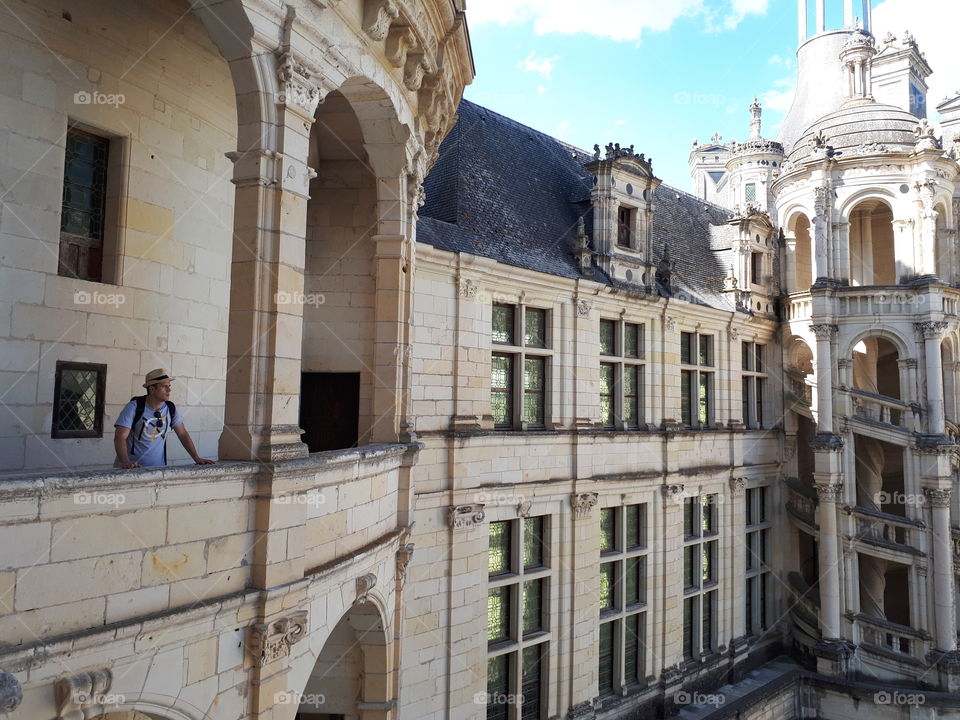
top-left (492, 304), bottom-right (515, 344)
top-left (600, 320), bottom-right (616, 355)
top-left (624, 323), bottom-right (640, 358)
top-left (52, 362), bottom-right (106, 438)
top-left (488, 586), bottom-right (510, 643)
top-left (523, 579), bottom-right (542, 634)
top-left (520, 645), bottom-right (542, 720)
top-left (598, 621), bottom-right (614, 693)
top-left (600, 363), bottom-right (615, 427)
top-left (524, 308), bottom-right (546, 348)
top-left (60, 129), bottom-right (109, 281)
top-left (489, 521), bottom-right (511, 575)
top-left (492, 354), bottom-right (513, 428)
top-left (599, 562), bottom-right (615, 611)
top-left (600, 508), bottom-right (616, 553)
top-left (522, 358), bottom-right (544, 426)
top-left (746, 486), bottom-right (771, 635)
top-left (487, 655), bottom-right (510, 720)
top-left (523, 516), bottom-right (544, 569)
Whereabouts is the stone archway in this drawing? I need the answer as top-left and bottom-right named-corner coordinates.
top-left (847, 198), bottom-right (896, 285)
top-left (297, 601), bottom-right (393, 720)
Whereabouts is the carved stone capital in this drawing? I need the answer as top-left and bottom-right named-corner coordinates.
top-left (664, 315), bottom-right (677, 332)
top-left (728, 326), bottom-right (739, 341)
top-left (915, 321), bottom-right (949, 340)
top-left (396, 543), bottom-right (414, 584)
top-left (55, 669), bottom-right (112, 719)
top-left (660, 483), bottom-right (686, 501)
top-left (809, 323), bottom-right (838, 341)
top-left (449, 503), bottom-right (485, 529)
top-left (458, 278), bottom-right (479, 299)
top-left (570, 492), bottom-right (599, 519)
top-left (898, 358), bottom-right (918, 369)
top-left (809, 432), bottom-right (844, 452)
top-left (246, 611), bottom-right (308, 667)
top-left (728, 477), bottom-right (747, 496)
top-left (837, 358), bottom-right (852, 369)
top-left (275, 51), bottom-right (325, 119)
top-left (924, 487), bottom-right (952, 507)
top-left (517, 500), bottom-right (533, 518)
top-left (814, 483), bottom-right (843, 503)
top-left (575, 298), bottom-right (592, 318)
top-left (0, 669), bottom-right (22, 714)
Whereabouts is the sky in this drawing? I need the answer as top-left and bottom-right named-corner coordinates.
top-left (462, 0), bottom-right (960, 190)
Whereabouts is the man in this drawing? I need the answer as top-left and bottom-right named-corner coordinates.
top-left (114, 369), bottom-right (215, 468)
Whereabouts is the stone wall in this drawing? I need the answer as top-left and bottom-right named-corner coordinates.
top-left (0, 0), bottom-right (237, 471)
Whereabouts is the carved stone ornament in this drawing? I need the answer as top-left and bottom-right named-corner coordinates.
top-left (275, 51), bottom-right (323, 117)
top-left (246, 611), bottom-right (309, 667)
top-left (915, 321), bottom-right (949, 340)
top-left (449, 503), bottom-right (485, 529)
top-left (814, 483), bottom-right (843, 503)
top-left (570, 492), bottom-right (599, 519)
top-left (517, 500), bottom-right (533, 518)
top-left (458, 278), bottom-right (479, 299)
top-left (809, 432), bottom-right (844, 452)
top-left (0, 669), bottom-right (22, 714)
top-left (916, 563), bottom-right (929, 577)
top-left (575, 299), bottom-right (592, 318)
top-left (385, 24), bottom-right (417, 68)
top-left (728, 325), bottom-right (739, 341)
top-left (356, 573), bottom-right (378, 603)
top-left (661, 483), bottom-right (686, 500)
top-left (396, 543), bottom-right (414, 584)
top-left (809, 323), bottom-right (838, 341)
top-left (924, 487), bottom-right (952, 508)
top-left (664, 315), bottom-right (677, 332)
top-left (729, 477), bottom-right (747, 496)
top-left (55, 668), bottom-right (112, 719)
top-left (362, 0), bottom-right (400, 41)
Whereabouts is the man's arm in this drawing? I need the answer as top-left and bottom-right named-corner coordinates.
top-left (114, 426), bottom-right (138, 468)
top-left (173, 424), bottom-right (215, 464)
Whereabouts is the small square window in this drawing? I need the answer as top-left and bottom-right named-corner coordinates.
top-left (52, 361), bottom-right (107, 438)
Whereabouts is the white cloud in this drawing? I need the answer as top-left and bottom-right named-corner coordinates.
top-left (537, 85), bottom-right (549, 95)
top-left (553, 119), bottom-right (572, 139)
top-left (467, 0), bottom-right (768, 41)
top-left (520, 50), bottom-right (559, 79)
top-left (760, 76), bottom-right (797, 115)
top-left (615, 120), bottom-right (628, 125)
top-left (872, 0), bottom-right (960, 113)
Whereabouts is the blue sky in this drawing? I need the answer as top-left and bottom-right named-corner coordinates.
top-left (463, 0), bottom-right (959, 190)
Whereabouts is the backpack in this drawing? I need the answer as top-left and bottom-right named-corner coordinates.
top-left (129, 395), bottom-right (177, 464)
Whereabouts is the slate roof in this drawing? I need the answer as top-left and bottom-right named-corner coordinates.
top-left (418, 99), bottom-right (738, 311)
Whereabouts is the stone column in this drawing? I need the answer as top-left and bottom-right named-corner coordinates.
top-left (813, 187), bottom-right (833, 282)
top-left (813, 477), bottom-right (843, 640)
top-left (220, 50), bottom-right (322, 462)
top-left (727, 477), bottom-right (750, 675)
top-left (810, 324), bottom-right (837, 433)
top-left (916, 321), bottom-right (948, 435)
top-left (925, 488), bottom-right (957, 651)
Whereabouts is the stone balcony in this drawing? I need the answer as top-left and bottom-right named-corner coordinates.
top-left (0, 443), bottom-right (417, 651)
top-left (849, 505), bottom-right (926, 561)
top-left (784, 285), bottom-right (960, 326)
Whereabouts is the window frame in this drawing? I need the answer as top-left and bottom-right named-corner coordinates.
top-left (487, 515), bottom-right (552, 720)
top-left (741, 341), bottom-right (768, 430)
top-left (680, 331), bottom-right (715, 429)
top-left (598, 502), bottom-right (650, 696)
top-left (51, 361), bottom-right (107, 439)
top-left (682, 494), bottom-right (720, 661)
top-left (491, 303), bottom-right (552, 430)
top-left (616, 205), bottom-right (637, 249)
top-left (745, 486), bottom-right (772, 636)
top-left (599, 319), bottom-right (646, 430)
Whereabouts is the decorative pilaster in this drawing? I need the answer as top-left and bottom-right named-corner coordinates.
top-left (916, 321), bottom-right (948, 435)
top-left (810, 324), bottom-right (838, 433)
top-left (814, 477), bottom-right (845, 653)
top-left (925, 487), bottom-right (957, 654)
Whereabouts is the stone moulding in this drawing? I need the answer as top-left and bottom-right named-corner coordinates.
top-left (246, 611), bottom-right (309, 667)
top-left (449, 503), bottom-right (485, 528)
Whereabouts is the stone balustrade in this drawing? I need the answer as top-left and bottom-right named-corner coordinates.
top-left (785, 292), bottom-right (813, 322)
top-left (841, 387), bottom-right (922, 432)
top-left (851, 505), bottom-right (925, 555)
top-left (856, 612), bottom-right (931, 663)
top-left (785, 477), bottom-right (818, 530)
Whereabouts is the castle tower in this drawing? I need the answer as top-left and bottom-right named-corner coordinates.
top-left (779, 0), bottom-right (873, 152)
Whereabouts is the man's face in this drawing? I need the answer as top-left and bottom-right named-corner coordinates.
top-left (149, 382), bottom-right (173, 401)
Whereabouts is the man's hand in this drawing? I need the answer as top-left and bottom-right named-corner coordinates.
top-left (120, 459), bottom-right (140, 469)
top-left (194, 457), bottom-right (215, 465)
top-left (114, 426), bottom-right (137, 469)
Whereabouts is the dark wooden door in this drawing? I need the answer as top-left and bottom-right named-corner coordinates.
top-left (300, 372), bottom-right (359, 452)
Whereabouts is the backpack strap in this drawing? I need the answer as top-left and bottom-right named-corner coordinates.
top-left (130, 396), bottom-right (147, 442)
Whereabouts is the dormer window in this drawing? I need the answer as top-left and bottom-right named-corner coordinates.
top-left (617, 206), bottom-right (635, 248)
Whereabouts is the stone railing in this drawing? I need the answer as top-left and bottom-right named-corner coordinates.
top-left (851, 505), bottom-right (924, 554)
top-left (784, 292), bottom-right (812, 322)
top-left (841, 388), bottom-right (921, 432)
top-left (856, 613), bottom-right (930, 662)
top-left (786, 371), bottom-right (814, 407)
top-left (785, 476), bottom-right (817, 529)
top-left (787, 571), bottom-right (821, 650)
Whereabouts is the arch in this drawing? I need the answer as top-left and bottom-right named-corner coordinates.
top-left (296, 600), bottom-right (394, 719)
top-left (846, 196), bottom-right (896, 285)
top-left (851, 336), bottom-right (901, 400)
top-left (784, 211), bottom-right (813, 292)
top-left (935, 201), bottom-right (952, 283)
top-left (942, 334), bottom-right (957, 424)
top-left (843, 327), bottom-right (912, 362)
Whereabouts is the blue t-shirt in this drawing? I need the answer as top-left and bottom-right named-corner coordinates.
top-left (114, 399), bottom-right (183, 467)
